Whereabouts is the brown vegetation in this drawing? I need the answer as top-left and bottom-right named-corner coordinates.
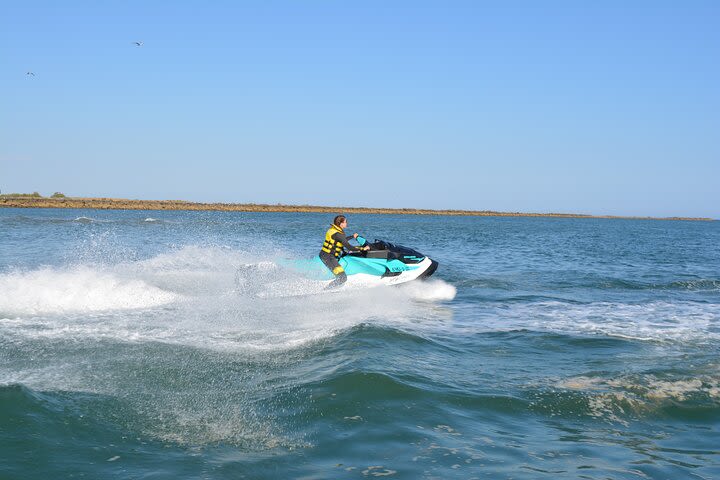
top-left (0, 195), bottom-right (713, 221)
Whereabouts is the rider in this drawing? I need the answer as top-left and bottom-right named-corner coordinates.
top-left (319, 215), bottom-right (369, 288)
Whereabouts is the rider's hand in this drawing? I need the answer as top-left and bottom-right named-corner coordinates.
top-left (363, 246), bottom-right (370, 251)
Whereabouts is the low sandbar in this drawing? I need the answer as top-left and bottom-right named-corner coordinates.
top-left (0, 196), bottom-right (713, 221)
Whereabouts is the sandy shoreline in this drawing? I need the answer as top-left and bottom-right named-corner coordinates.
top-left (0, 196), bottom-right (713, 221)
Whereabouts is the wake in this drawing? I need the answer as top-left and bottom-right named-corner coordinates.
top-left (0, 246), bottom-right (456, 352)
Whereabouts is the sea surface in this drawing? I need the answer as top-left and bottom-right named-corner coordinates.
top-left (1, 208), bottom-right (719, 479)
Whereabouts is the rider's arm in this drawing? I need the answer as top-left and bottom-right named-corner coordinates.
top-left (332, 232), bottom-right (361, 252)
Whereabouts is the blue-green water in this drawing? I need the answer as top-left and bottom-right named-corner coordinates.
top-left (1, 208), bottom-right (719, 479)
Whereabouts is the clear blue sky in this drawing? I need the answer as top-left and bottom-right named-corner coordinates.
top-left (1, 1), bottom-right (718, 217)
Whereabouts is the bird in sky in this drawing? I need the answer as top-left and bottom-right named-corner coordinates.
top-left (26, 71), bottom-right (35, 76)
top-left (133, 41), bottom-right (143, 47)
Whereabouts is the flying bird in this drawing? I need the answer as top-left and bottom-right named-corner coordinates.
top-left (26, 71), bottom-right (35, 76)
top-left (133, 41), bottom-right (144, 47)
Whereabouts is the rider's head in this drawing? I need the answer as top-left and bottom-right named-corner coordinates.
top-left (333, 215), bottom-right (347, 229)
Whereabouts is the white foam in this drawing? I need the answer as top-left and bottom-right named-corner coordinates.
top-left (399, 279), bottom-right (457, 302)
top-left (556, 373), bottom-right (720, 424)
top-left (464, 300), bottom-right (720, 343)
top-left (0, 246), bottom-right (456, 352)
top-left (0, 267), bottom-right (176, 315)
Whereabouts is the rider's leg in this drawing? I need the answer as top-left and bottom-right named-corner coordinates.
top-left (327, 266), bottom-right (347, 289)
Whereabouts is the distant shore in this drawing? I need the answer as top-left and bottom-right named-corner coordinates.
top-left (0, 196), bottom-right (713, 221)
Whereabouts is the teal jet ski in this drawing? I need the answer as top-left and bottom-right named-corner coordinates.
top-left (295, 236), bottom-right (439, 288)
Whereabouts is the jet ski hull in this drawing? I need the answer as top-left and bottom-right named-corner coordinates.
top-left (327, 256), bottom-right (438, 287)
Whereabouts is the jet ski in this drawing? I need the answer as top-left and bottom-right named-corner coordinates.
top-left (304, 236), bottom-right (439, 288)
top-left (235, 237), bottom-right (438, 297)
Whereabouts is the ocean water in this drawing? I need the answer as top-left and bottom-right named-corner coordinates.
top-left (1, 208), bottom-right (719, 479)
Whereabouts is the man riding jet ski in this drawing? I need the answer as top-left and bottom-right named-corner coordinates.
top-left (317, 215), bottom-right (438, 289)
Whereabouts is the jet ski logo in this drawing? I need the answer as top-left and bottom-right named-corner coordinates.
top-left (387, 264), bottom-right (411, 273)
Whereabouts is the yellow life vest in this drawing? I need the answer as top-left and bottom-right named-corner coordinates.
top-left (321, 224), bottom-right (345, 257)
